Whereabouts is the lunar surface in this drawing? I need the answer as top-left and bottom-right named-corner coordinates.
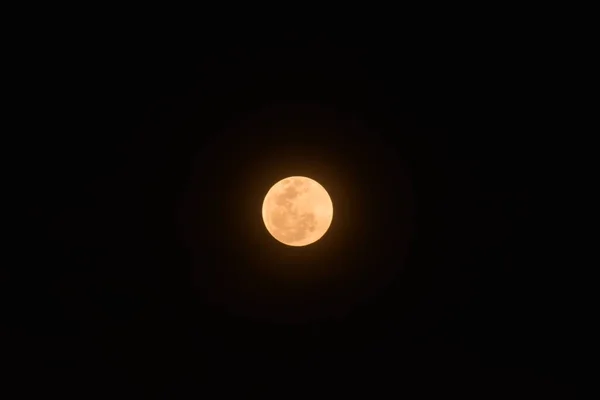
top-left (262, 176), bottom-right (333, 246)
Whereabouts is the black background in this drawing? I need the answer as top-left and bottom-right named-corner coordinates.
top-left (11, 33), bottom-right (579, 396)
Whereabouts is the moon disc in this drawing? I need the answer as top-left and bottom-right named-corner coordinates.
top-left (262, 176), bottom-right (333, 246)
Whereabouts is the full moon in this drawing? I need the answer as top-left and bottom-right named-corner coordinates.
top-left (262, 176), bottom-right (334, 247)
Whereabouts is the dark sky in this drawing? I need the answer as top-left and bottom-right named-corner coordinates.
top-left (12, 36), bottom-right (578, 396)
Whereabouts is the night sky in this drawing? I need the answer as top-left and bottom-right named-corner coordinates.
top-left (13, 36), bottom-right (578, 396)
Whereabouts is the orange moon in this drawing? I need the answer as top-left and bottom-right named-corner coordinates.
top-left (262, 176), bottom-right (334, 246)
